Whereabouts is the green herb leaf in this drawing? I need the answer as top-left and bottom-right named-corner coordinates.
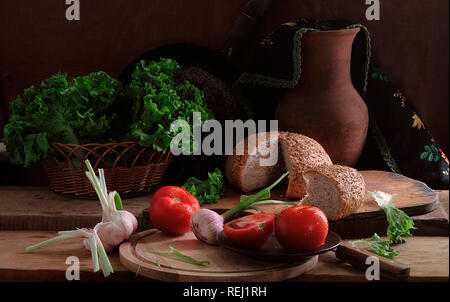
top-left (182, 168), bottom-right (225, 205)
top-left (420, 152), bottom-right (428, 159)
top-left (368, 191), bottom-right (416, 244)
top-left (146, 246), bottom-right (210, 267)
top-left (114, 192), bottom-right (123, 211)
top-left (430, 145), bottom-right (439, 153)
top-left (352, 233), bottom-right (400, 259)
top-left (382, 204), bottom-right (416, 244)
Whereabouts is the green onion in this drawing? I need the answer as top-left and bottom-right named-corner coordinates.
top-left (222, 171), bottom-right (290, 219)
top-left (146, 246), bottom-right (210, 267)
top-left (25, 234), bottom-right (74, 253)
top-left (252, 200), bottom-right (298, 206)
top-left (114, 192), bottom-right (123, 211)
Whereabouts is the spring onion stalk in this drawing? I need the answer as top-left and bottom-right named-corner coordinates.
top-left (146, 246), bottom-right (210, 266)
top-left (25, 228), bottom-right (114, 277)
top-left (25, 234), bottom-right (75, 253)
top-left (25, 160), bottom-right (138, 277)
top-left (190, 172), bottom-right (295, 245)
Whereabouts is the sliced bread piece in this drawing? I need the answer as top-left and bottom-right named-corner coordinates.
top-left (225, 132), bottom-right (284, 192)
top-left (301, 164), bottom-right (366, 220)
top-left (279, 131), bottom-right (333, 199)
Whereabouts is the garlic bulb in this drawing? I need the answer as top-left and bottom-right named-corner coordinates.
top-left (84, 162), bottom-right (138, 252)
top-left (25, 160), bottom-right (138, 277)
top-left (190, 209), bottom-right (224, 245)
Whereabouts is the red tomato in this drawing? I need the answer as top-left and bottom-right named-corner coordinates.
top-left (223, 213), bottom-right (275, 249)
top-left (275, 205), bottom-right (328, 252)
top-left (150, 186), bottom-right (200, 235)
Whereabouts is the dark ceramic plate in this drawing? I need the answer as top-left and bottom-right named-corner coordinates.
top-left (216, 230), bottom-right (341, 262)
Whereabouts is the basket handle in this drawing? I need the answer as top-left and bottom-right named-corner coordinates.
top-left (222, 0), bottom-right (273, 56)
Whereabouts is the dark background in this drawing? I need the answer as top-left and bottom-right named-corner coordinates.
top-left (0, 0), bottom-right (448, 185)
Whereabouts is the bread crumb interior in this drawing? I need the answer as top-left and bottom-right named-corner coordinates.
top-left (302, 173), bottom-right (339, 218)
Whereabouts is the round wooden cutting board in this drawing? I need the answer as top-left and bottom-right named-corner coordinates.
top-left (119, 229), bottom-right (318, 282)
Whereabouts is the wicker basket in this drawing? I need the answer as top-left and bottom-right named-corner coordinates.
top-left (42, 141), bottom-right (172, 198)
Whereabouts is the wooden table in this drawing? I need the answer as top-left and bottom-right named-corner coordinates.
top-left (0, 231), bottom-right (447, 282)
top-left (0, 188), bottom-right (448, 282)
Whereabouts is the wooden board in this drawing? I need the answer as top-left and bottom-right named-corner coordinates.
top-left (203, 170), bottom-right (438, 218)
top-left (119, 229), bottom-right (318, 282)
top-left (0, 230), bottom-right (447, 282)
top-left (200, 170), bottom-right (442, 238)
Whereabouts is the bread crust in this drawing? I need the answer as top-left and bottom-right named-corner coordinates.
top-left (303, 164), bottom-right (366, 220)
top-left (279, 131), bottom-right (332, 199)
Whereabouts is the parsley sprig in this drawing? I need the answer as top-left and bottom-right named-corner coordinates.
top-left (351, 191), bottom-right (416, 258)
top-left (182, 168), bottom-right (225, 205)
top-left (352, 233), bottom-right (400, 259)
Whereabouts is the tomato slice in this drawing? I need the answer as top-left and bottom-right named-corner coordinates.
top-left (223, 213), bottom-right (275, 249)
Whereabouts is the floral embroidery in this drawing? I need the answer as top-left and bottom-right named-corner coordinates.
top-left (420, 145), bottom-right (441, 162)
top-left (439, 148), bottom-right (449, 165)
top-left (372, 67), bottom-right (389, 82)
top-left (393, 89), bottom-right (406, 108)
top-left (281, 22), bottom-right (297, 27)
top-left (260, 36), bottom-right (274, 46)
top-left (411, 113), bottom-right (425, 130)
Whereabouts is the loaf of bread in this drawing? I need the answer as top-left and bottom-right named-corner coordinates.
top-left (301, 164), bottom-right (366, 220)
top-left (225, 131), bottom-right (332, 198)
top-left (278, 131), bottom-right (332, 199)
top-left (225, 132), bottom-right (284, 193)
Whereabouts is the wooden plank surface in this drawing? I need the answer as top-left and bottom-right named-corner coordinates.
top-left (0, 230), bottom-right (447, 282)
top-left (292, 235), bottom-right (449, 282)
top-left (1, 186), bottom-right (447, 237)
top-left (0, 186), bottom-right (152, 231)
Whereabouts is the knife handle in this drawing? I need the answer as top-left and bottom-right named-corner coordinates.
top-left (335, 244), bottom-right (410, 281)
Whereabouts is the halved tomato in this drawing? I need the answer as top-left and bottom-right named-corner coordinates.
top-left (223, 213), bottom-right (275, 249)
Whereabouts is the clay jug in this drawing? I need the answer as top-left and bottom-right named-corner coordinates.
top-left (274, 28), bottom-right (368, 167)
